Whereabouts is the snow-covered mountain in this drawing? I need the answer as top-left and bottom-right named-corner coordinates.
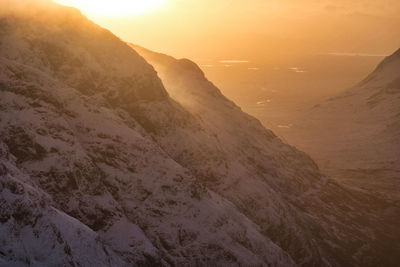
top-left (0, 1), bottom-right (399, 266)
top-left (284, 48), bottom-right (400, 202)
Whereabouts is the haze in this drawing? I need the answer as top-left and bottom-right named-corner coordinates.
top-left (63, 0), bottom-right (400, 62)
top-left (53, 0), bottom-right (400, 135)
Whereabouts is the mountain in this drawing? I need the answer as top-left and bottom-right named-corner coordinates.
top-left (283, 48), bottom-right (400, 202)
top-left (0, 1), bottom-right (399, 266)
top-left (131, 45), bottom-right (400, 266)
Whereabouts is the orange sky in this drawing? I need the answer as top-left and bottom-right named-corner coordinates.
top-left (54, 0), bottom-right (400, 62)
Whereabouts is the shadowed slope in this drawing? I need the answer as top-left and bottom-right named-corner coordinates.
top-left (133, 44), bottom-right (400, 266)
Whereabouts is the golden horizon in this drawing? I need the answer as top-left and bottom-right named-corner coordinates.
top-left (53, 0), bottom-right (168, 17)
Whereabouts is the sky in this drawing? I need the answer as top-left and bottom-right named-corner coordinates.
top-left (52, 0), bottom-right (400, 62)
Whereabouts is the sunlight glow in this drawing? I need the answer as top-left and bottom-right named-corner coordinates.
top-left (54, 0), bottom-right (167, 17)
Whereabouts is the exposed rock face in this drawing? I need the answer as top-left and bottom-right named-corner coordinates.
top-left (0, 1), bottom-right (398, 266)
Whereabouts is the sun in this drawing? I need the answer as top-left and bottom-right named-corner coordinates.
top-left (53, 0), bottom-right (168, 17)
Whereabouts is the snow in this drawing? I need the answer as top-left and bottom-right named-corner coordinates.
top-left (0, 2), bottom-right (398, 266)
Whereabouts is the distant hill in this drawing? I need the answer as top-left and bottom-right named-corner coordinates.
top-left (284, 48), bottom-right (400, 202)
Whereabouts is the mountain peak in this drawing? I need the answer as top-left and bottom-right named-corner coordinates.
top-left (130, 44), bottom-right (205, 78)
top-left (175, 58), bottom-right (206, 77)
top-left (360, 48), bottom-right (400, 86)
top-left (375, 48), bottom-right (400, 71)
top-left (393, 47), bottom-right (400, 57)
top-left (0, 6), bottom-right (168, 103)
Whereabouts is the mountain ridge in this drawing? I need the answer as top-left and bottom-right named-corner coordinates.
top-left (0, 1), bottom-right (399, 266)
top-left (132, 44), bottom-right (400, 266)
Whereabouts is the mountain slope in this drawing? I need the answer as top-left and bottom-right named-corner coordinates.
top-left (133, 45), bottom-right (400, 266)
top-left (0, 1), bottom-right (399, 266)
top-left (283, 48), bottom-right (400, 201)
top-left (0, 2), bottom-right (296, 266)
